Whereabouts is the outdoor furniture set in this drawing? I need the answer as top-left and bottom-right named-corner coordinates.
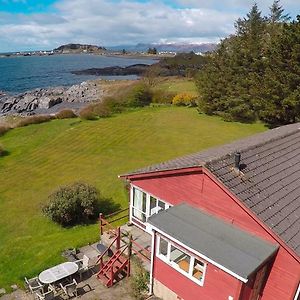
top-left (25, 255), bottom-right (94, 299)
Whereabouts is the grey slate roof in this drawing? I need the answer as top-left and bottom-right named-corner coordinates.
top-left (123, 122), bottom-right (300, 257)
top-left (149, 203), bottom-right (278, 280)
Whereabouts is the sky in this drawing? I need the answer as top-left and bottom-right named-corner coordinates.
top-left (0, 0), bottom-right (299, 52)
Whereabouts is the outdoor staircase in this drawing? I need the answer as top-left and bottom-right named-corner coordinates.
top-left (96, 212), bottom-right (151, 288)
top-left (97, 248), bottom-right (130, 287)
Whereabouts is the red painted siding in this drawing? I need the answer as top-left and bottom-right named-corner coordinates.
top-left (131, 169), bottom-right (300, 300)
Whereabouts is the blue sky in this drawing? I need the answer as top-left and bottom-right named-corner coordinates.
top-left (0, 0), bottom-right (298, 52)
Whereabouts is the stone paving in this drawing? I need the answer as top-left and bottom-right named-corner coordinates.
top-left (0, 275), bottom-right (136, 300)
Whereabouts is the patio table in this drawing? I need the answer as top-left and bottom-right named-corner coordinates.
top-left (39, 262), bottom-right (79, 284)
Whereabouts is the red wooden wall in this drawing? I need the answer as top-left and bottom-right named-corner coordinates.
top-left (131, 168), bottom-right (300, 300)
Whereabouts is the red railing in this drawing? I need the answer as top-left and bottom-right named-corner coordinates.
top-left (98, 210), bottom-right (151, 287)
top-left (96, 227), bottom-right (121, 268)
top-left (131, 239), bottom-right (151, 262)
top-left (99, 209), bottom-right (129, 236)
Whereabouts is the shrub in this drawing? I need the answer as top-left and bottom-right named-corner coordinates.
top-left (42, 182), bottom-right (101, 226)
top-left (130, 259), bottom-right (150, 300)
top-left (100, 96), bottom-right (127, 114)
top-left (55, 109), bottom-right (77, 119)
top-left (0, 144), bottom-right (5, 156)
top-left (16, 115), bottom-right (54, 127)
top-left (126, 83), bottom-right (152, 107)
top-left (79, 106), bottom-right (98, 120)
top-left (90, 102), bottom-right (113, 117)
top-left (172, 93), bottom-right (198, 106)
top-left (0, 125), bottom-right (11, 136)
top-left (152, 89), bottom-right (176, 104)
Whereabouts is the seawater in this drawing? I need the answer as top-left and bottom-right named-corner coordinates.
top-left (0, 54), bottom-right (156, 94)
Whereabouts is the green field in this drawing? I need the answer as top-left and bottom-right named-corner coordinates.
top-left (155, 77), bottom-right (198, 95)
top-left (0, 107), bottom-right (266, 289)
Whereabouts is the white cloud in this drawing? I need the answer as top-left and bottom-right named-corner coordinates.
top-left (0, 0), bottom-right (298, 52)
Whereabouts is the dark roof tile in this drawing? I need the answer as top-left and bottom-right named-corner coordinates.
top-left (123, 122), bottom-right (300, 257)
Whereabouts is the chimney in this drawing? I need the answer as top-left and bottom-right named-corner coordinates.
top-left (234, 152), bottom-right (241, 170)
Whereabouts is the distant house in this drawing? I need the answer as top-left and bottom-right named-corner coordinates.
top-left (120, 123), bottom-right (300, 300)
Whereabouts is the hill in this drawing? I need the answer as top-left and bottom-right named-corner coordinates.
top-left (0, 107), bottom-right (266, 289)
top-left (54, 43), bottom-right (107, 54)
top-left (109, 42), bottom-right (217, 53)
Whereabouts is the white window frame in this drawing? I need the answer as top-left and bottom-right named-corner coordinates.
top-left (131, 186), bottom-right (171, 223)
top-left (294, 283), bottom-right (300, 300)
top-left (131, 188), bottom-right (147, 222)
top-left (156, 235), bottom-right (207, 286)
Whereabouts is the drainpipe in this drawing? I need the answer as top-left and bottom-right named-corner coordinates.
top-left (149, 228), bottom-right (156, 295)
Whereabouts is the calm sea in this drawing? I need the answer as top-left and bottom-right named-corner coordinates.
top-left (0, 54), bottom-right (156, 94)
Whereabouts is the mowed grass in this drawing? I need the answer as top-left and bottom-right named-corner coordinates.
top-left (155, 77), bottom-right (198, 95)
top-left (0, 107), bottom-right (266, 289)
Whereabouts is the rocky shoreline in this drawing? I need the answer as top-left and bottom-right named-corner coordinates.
top-left (0, 80), bottom-right (104, 117)
top-left (71, 63), bottom-right (150, 76)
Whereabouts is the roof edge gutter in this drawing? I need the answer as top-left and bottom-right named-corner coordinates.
top-left (147, 223), bottom-right (248, 284)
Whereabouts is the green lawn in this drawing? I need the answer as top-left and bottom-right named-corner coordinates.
top-left (155, 77), bottom-right (198, 95)
top-left (0, 107), bottom-right (266, 289)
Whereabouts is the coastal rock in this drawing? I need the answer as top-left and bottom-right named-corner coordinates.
top-left (0, 81), bottom-right (104, 116)
top-left (72, 64), bottom-right (150, 76)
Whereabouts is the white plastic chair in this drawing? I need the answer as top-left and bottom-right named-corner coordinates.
top-left (75, 254), bottom-right (92, 280)
top-left (35, 286), bottom-right (55, 300)
top-left (60, 279), bottom-right (78, 298)
top-left (24, 276), bottom-right (43, 293)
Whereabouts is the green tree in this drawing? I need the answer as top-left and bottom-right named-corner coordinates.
top-left (196, 2), bottom-right (300, 126)
top-left (269, 0), bottom-right (290, 23)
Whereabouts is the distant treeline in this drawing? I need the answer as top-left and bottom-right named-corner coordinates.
top-left (148, 52), bottom-right (209, 77)
top-left (195, 1), bottom-right (300, 126)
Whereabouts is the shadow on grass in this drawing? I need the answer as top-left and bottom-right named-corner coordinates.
top-left (0, 150), bottom-right (10, 157)
top-left (96, 197), bottom-right (121, 217)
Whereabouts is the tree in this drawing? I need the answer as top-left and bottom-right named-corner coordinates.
top-left (196, 2), bottom-right (300, 125)
top-left (147, 47), bottom-right (157, 55)
top-left (269, 0), bottom-right (290, 23)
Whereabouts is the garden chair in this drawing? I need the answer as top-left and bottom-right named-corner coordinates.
top-left (60, 279), bottom-right (78, 298)
top-left (74, 254), bottom-right (93, 280)
top-left (35, 286), bottom-right (55, 300)
top-left (24, 276), bottom-right (43, 293)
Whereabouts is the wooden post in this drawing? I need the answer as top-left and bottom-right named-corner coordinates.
top-left (99, 213), bottom-right (103, 236)
top-left (128, 234), bottom-right (132, 258)
top-left (116, 227), bottom-right (121, 250)
top-left (110, 263), bottom-right (114, 287)
top-left (127, 234), bottom-right (132, 277)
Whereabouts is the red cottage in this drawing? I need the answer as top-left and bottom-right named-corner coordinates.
top-left (120, 122), bottom-right (300, 300)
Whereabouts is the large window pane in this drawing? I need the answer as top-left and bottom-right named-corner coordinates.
top-left (150, 196), bottom-right (157, 216)
top-left (192, 259), bottom-right (205, 281)
top-left (170, 245), bottom-right (190, 273)
top-left (132, 188), bottom-right (147, 221)
top-left (132, 208), bottom-right (146, 222)
top-left (159, 237), bottom-right (168, 257)
top-left (158, 200), bottom-right (165, 211)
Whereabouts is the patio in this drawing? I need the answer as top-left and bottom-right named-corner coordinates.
top-left (1, 276), bottom-right (137, 300)
top-left (3, 223), bottom-right (153, 300)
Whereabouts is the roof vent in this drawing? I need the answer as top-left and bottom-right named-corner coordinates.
top-left (234, 152), bottom-right (241, 170)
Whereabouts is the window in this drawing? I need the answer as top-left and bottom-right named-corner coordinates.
top-left (156, 235), bottom-right (206, 285)
top-left (132, 188), bottom-right (147, 222)
top-left (158, 237), bottom-right (168, 257)
top-left (170, 245), bottom-right (191, 274)
top-left (131, 187), bottom-right (170, 222)
top-left (192, 259), bottom-right (205, 281)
